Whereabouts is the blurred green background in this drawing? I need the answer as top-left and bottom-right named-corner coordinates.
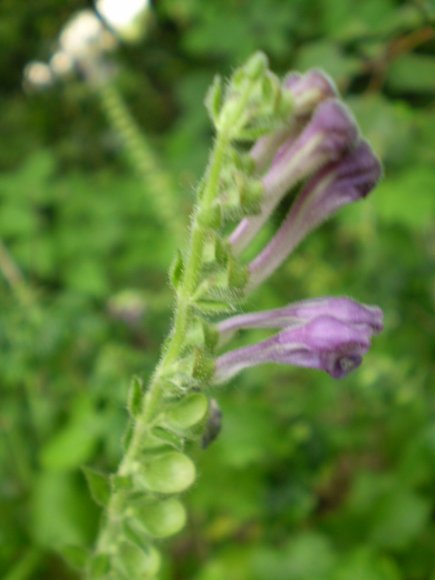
top-left (0, 0), bottom-right (434, 578)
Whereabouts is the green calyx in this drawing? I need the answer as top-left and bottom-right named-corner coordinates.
top-left (164, 393), bottom-right (209, 430)
top-left (138, 451), bottom-right (196, 494)
top-left (131, 497), bottom-right (187, 538)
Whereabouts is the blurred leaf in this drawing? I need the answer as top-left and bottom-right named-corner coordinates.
top-left (332, 548), bottom-right (401, 580)
top-left (296, 41), bottom-right (361, 83)
top-left (347, 95), bottom-right (416, 166)
top-left (82, 467), bottom-right (110, 508)
top-left (31, 471), bottom-right (97, 549)
top-left (369, 488), bottom-right (431, 550)
top-left (40, 396), bottom-right (102, 471)
top-left (252, 533), bottom-right (336, 580)
top-left (374, 166), bottom-right (435, 228)
top-left (387, 54), bottom-right (435, 93)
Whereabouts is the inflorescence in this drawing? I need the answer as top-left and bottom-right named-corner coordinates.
top-left (88, 53), bottom-right (383, 579)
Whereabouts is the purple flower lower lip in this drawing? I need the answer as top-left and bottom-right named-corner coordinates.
top-left (247, 140), bottom-right (382, 290)
top-left (214, 312), bottom-right (381, 383)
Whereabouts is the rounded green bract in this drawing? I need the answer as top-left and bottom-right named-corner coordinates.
top-left (135, 497), bottom-right (187, 538)
top-left (141, 451), bottom-right (196, 494)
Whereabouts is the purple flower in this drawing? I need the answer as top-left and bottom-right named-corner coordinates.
top-left (250, 70), bottom-right (337, 172)
top-left (230, 99), bottom-right (359, 254)
top-left (214, 310), bottom-right (382, 383)
top-left (247, 140), bottom-right (382, 290)
top-left (217, 296), bottom-right (383, 343)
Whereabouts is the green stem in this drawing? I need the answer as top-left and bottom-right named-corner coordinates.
top-left (94, 129), bottom-right (229, 559)
top-left (92, 65), bottom-right (259, 575)
top-left (0, 240), bottom-right (34, 308)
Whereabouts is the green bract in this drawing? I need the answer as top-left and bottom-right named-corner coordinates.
top-left (140, 452), bottom-right (196, 494)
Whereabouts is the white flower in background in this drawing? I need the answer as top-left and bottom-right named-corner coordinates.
top-left (49, 51), bottom-right (75, 78)
top-left (96, 0), bottom-right (151, 42)
top-left (23, 61), bottom-right (54, 91)
top-left (59, 9), bottom-right (117, 62)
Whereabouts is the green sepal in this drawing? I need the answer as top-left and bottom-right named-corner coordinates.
top-left (130, 497), bottom-right (187, 539)
top-left (227, 258), bottom-right (249, 289)
top-left (275, 88), bottom-right (294, 119)
top-left (150, 426), bottom-right (183, 449)
top-left (243, 51), bottom-right (268, 81)
top-left (83, 466), bottom-right (111, 508)
top-left (164, 393), bottom-right (209, 430)
top-left (201, 321), bottom-right (219, 351)
top-left (214, 236), bottom-right (231, 266)
top-left (239, 179), bottom-right (264, 215)
top-left (115, 541), bottom-right (161, 580)
top-left (261, 72), bottom-right (281, 109)
top-left (197, 204), bottom-right (222, 229)
top-left (194, 299), bottom-right (238, 316)
top-left (60, 545), bottom-right (88, 571)
top-left (138, 451), bottom-right (196, 494)
top-left (127, 376), bottom-right (143, 418)
top-left (236, 118), bottom-right (285, 141)
top-left (169, 250), bottom-right (184, 289)
top-left (192, 348), bottom-right (215, 382)
top-left (229, 148), bottom-right (256, 175)
top-left (205, 74), bottom-right (223, 125)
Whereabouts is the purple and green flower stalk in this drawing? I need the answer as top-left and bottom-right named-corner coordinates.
top-left (247, 140), bottom-right (382, 290)
top-left (250, 69), bottom-right (337, 172)
top-left (217, 296), bottom-right (384, 344)
top-left (230, 98), bottom-right (359, 254)
top-left (214, 302), bottom-right (383, 383)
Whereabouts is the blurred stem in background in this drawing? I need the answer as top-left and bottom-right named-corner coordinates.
top-left (98, 82), bottom-right (185, 245)
top-left (0, 240), bottom-right (35, 309)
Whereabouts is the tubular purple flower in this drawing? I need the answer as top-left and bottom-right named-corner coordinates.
top-left (214, 314), bottom-right (379, 384)
top-left (230, 99), bottom-right (359, 254)
top-left (217, 296), bottom-right (383, 344)
top-left (247, 140), bottom-right (382, 290)
top-left (250, 70), bottom-right (337, 172)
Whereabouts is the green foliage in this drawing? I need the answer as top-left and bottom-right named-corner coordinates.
top-left (0, 0), bottom-right (434, 578)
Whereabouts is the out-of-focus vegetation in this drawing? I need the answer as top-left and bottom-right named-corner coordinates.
top-left (0, 0), bottom-right (434, 578)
